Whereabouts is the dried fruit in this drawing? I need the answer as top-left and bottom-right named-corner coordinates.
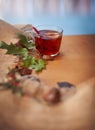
top-left (18, 67), bottom-right (32, 76)
top-left (43, 88), bottom-right (61, 104)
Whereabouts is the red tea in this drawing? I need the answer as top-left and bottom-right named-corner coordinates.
top-left (35, 30), bottom-right (62, 56)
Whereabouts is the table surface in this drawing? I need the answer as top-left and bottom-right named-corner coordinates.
top-left (34, 34), bottom-right (95, 87)
top-left (0, 20), bottom-right (95, 130)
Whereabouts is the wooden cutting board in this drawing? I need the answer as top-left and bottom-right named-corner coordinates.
top-left (0, 19), bottom-right (95, 130)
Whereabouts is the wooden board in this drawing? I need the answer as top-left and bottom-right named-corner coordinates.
top-left (0, 19), bottom-right (95, 130)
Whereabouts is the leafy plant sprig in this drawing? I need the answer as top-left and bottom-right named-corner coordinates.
top-left (0, 68), bottom-right (24, 96)
top-left (0, 34), bottom-right (46, 72)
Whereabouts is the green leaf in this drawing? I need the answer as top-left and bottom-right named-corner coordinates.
top-left (17, 34), bottom-right (28, 44)
top-left (23, 55), bottom-right (32, 67)
top-left (26, 42), bottom-right (35, 49)
top-left (0, 34), bottom-right (46, 72)
top-left (23, 56), bottom-right (46, 72)
top-left (17, 34), bottom-right (35, 50)
top-left (0, 41), bottom-right (9, 49)
top-left (34, 59), bottom-right (46, 72)
top-left (0, 41), bottom-right (28, 57)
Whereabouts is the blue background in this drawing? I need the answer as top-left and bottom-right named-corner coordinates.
top-left (0, 0), bottom-right (95, 35)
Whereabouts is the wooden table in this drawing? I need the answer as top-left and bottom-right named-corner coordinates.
top-left (0, 19), bottom-right (95, 130)
top-left (34, 34), bottom-right (95, 87)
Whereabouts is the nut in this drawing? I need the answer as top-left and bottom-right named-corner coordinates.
top-left (18, 67), bottom-right (32, 76)
top-left (43, 88), bottom-right (61, 104)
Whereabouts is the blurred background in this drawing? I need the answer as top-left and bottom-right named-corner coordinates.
top-left (0, 0), bottom-right (95, 35)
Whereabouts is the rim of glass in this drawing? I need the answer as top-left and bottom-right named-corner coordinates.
top-left (35, 24), bottom-right (63, 34)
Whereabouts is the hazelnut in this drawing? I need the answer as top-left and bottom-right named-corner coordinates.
top-left (18, 67), bottom-right (32, 76)
top-left (43, 88), bottom-right (61, 104)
